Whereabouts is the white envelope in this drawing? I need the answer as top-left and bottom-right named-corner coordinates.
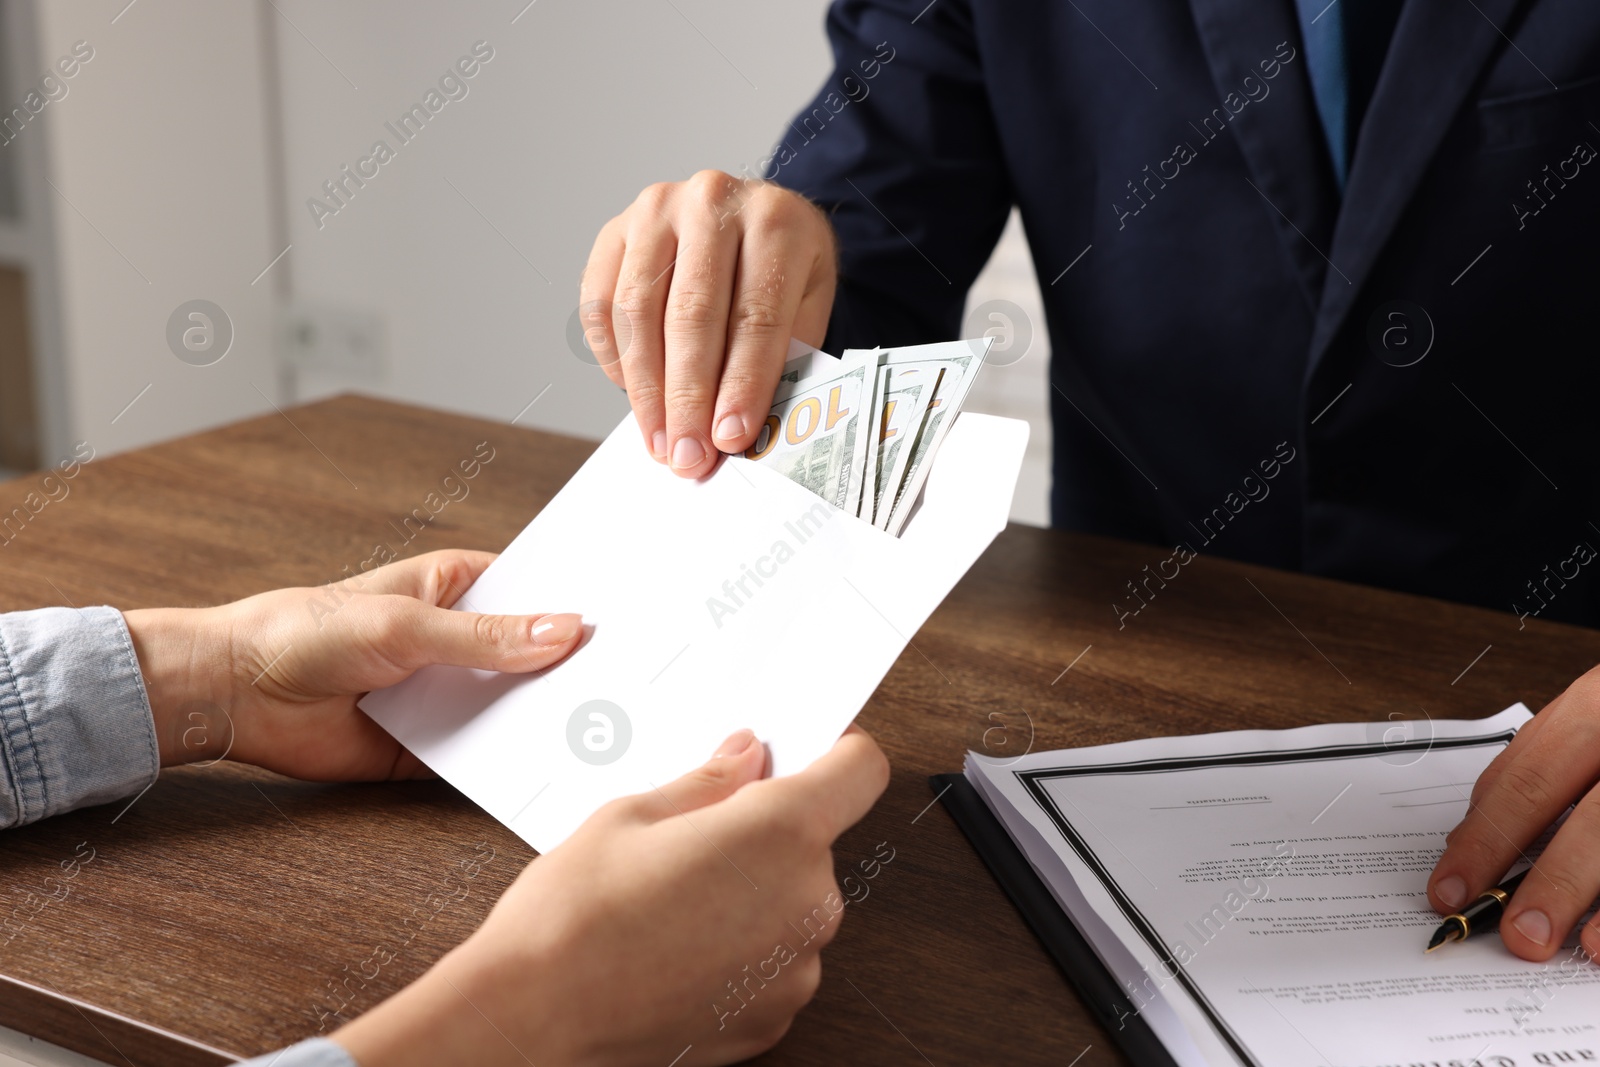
top-left (360, 409), bottom-right (1029, 853)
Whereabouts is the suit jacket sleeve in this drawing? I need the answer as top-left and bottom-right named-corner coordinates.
top-left (771, 0), bottom-right (1013, 350)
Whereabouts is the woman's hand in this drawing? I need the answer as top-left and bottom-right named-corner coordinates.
top-left (1428, 666), bottom-right (1600, 961)
top-left (125, 549), bottom-right (583, 781)
top-left (334, 726), bottom-right (891, 1067)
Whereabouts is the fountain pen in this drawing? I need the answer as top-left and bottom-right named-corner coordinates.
top-left (1426, 869), bottom-right (1530, 951)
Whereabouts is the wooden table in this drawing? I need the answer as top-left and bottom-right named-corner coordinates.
top-left (0, 395), bottom-right (1594, 1066)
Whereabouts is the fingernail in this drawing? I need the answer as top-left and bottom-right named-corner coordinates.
top-left (651, 431), bottom-right (667, 461)
top-left (714, 413), bottom-right (746, 445)
top-left (1513, 908), bottom-right (1552, 947)
top-left (531, 613), bottom-right (582, 647)
top-left (1436, 876), bottom-right (1466, 909)
top-left (714, 728), bottom-right (756, 759)
top-left (671, 436), bottom-right (704, 471)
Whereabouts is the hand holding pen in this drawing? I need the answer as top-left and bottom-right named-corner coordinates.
top-left (1426, 869), bottom-right (1529, 952)
top-left (1426, 673), bottom-right (1600, 963)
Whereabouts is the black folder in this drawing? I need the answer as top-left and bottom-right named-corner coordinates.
top-left (931, 774), bottom-right (1182, 1067)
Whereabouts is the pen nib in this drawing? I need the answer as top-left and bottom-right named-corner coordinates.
top-left (1426, 923), bottom-right (1465, 953)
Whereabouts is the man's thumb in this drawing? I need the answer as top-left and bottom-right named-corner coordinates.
top-left (642, 729), bottom-right (766, 818)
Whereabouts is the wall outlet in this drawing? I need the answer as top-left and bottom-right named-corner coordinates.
top-left (278, 301), bottom-right (385, 379)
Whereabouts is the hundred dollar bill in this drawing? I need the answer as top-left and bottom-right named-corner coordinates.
top-left (881, 362), bottom-right (946, 529)
top-left (850, 356), bottom-right (887, 518)
top-left (866, 365), bottom-right (935, 529)
top-left (871, 339), bottom-right (992, 535)
top-left (745, 353), bottom-right (874, 513)
top-left (755, 338), bottom-right (989, 536)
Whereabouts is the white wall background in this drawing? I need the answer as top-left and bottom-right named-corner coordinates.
top-left (273, 0), bottom-right (839, 439)
top-left (15, 0), bottom-right (1052, 524)
top-left (27, 0), bottom-right (281, 460)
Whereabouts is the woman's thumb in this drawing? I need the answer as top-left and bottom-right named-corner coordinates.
top-left (640, 729), bottom-right (766, 817)
top-left (380, 600), bottom-right (584, 673)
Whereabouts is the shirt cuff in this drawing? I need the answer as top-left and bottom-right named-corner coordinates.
top-left (239, 1038), bottom-right (360, 1067)
top-left (0, 607), bottom-right (160, 829)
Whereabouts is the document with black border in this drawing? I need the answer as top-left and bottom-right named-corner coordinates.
top-left (965, 704), bottom-right (1600, 1066)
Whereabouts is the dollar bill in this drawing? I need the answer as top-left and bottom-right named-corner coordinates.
top-left (852, 359), bottom-right (889, 519)
top-left (752, 338), bottom-right (992, 537)
top-left (744, 353), bottom-right (873, 513)
top-left (880, 362), bottom-right (947, 530)
top-left (867, 365), bottom-right (935, 529)
top-left (870, 339), bottom-right (991, 535)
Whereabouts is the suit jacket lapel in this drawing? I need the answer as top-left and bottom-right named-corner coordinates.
top-left (1307, 0), bottom-right (1528, 378)
top-left (1187, 0), bottom-right (1341, 312)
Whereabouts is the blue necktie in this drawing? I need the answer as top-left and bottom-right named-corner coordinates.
top-left (1292, 0), bottom-right (1403, 190)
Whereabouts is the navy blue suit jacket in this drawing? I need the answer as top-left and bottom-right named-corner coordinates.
top-left (773, 0), bottom-right (1600, 628)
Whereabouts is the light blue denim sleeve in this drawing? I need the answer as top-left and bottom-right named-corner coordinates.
top-left (239, 1038), bottom-right (360, 1067)
top-left (0, 606), bottom-right (160, 829)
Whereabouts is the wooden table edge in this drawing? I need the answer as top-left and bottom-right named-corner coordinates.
top-left (0, 973), bottom-right (239, 1066)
